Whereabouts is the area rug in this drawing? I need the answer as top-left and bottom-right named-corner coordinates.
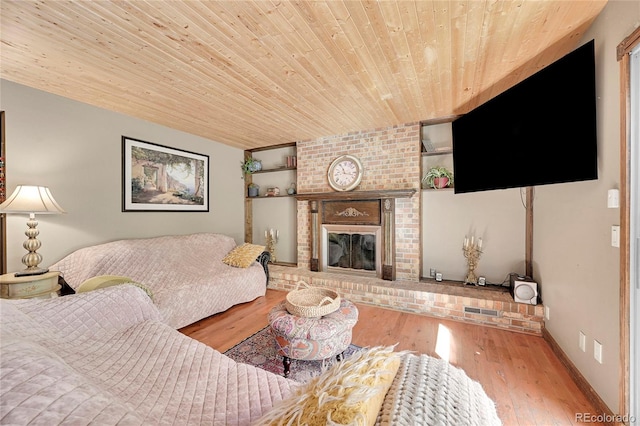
top-left (224, 326), bottom-right (361, 382)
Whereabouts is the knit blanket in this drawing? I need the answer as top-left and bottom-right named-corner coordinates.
top-left (376, 353), bottom-right (501, 425)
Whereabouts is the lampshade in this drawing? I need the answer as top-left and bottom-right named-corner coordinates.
top-left (0, 185), bottom-right (66, 277)
top-left (0, 185), bottom-right (66, 214)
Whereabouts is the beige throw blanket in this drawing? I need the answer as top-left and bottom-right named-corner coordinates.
top-left (49, 233), bottom-right (267, 329)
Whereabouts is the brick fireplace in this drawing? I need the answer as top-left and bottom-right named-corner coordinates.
top-left (294, 123), bottom-right (422, 281)
top-left (267, 122), bottom-right (544, 335)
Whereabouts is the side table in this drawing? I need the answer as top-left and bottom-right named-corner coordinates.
top-left (0, 271), bottom-right (61, 299)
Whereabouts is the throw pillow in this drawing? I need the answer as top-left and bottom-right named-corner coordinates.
top-left (222, 243), bottom-right (266, 268)
top-left (77, 275), bottom-right (154, 300)
top-left (255, 345), bottom-right (404, 426)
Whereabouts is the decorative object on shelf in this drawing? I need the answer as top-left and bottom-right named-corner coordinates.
top-left (287, 182), bottom-right (297, 195)
top-left (0, 185), bottom-right (66, 276)
top-left (265, 228), bottom-right (279, 262)
top-left (327, 154), bottom-right (363, 192)
top-left (241, 157), bottom-right (262, 177)
top-left (462, 235), bottom-right (483, 285)
top-left (422, 166), bottom-right (454, 189)
top-left (248, 183), bottom-right (260, 197)
top-left (266, 187), bottom-right (280, 197)
top-left (285, 155), bottom-right (297, 168)
top-left (421, 137), bottom-right (435, 153)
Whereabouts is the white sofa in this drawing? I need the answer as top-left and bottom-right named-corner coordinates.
top-left (0, 285), bottom-right (502, 426)
top-left (49, 233), bottom-right (269, 329)
top-left (0, 285), bottom-right (295, 425)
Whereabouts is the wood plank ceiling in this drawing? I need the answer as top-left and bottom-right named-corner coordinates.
top-left (0, 1), bottom-right (607, 150)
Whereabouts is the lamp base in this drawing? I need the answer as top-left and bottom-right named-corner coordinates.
top-left (14, 267), bottom-right (50, 277)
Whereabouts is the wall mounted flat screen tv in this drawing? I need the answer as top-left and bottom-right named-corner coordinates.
top-left (452, 39), bottom-right (598, 194)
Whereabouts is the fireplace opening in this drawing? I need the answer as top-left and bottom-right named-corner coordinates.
top-left (322, 225), bottom-right (381, 277)
top-left (328, 233), bottom-right (376, 270)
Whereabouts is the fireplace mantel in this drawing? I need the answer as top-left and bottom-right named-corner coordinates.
top-left (298, 189), bottom-right (416, 281)
top-left (295, 189), bottom-right (416, 201)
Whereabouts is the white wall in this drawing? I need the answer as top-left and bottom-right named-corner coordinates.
top-left (422, 188), bottom-right (525, 284)
top-left (535, 0), bottom-right (640, 412)
top-left (0, 80), bottom-right (246, 271)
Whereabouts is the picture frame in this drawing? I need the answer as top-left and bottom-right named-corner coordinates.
top-left (122, 136), bottom-right (209, 212)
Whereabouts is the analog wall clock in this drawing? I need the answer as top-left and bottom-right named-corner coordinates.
top-left (327, 155), bottom-right (363, 191)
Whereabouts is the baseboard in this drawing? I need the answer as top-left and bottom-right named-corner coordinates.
top-left (542, 328), bottom-right (618, 425)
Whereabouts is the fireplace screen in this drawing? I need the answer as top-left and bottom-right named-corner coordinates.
top-left (322, 224), bottom-right (382, 277)
top-left (327, 232), bottom-right (376, 271)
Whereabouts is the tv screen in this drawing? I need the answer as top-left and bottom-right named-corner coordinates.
top-left (452, 39), bottom-right (598, 194)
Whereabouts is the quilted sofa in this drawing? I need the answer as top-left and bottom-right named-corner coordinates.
top-left (49, 233), bottom-right (270, 329)
top-left (0, 285), bottom-right (295, 425)
top-left (0, 285), bottom-right (502, 425)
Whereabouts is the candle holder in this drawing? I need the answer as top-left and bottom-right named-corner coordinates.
top-left (265, 229), bottom-right (279, 263)
top-left (462, 237), bottom-right (482, 285)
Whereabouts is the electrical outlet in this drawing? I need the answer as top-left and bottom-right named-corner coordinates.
top-left (594, 340), bottom-right (603, 364)
top-left (579, 331), bottom-right (586, 352)
top-left (544, 306), bottom-right (550, 321)
top-left (429, 268), bottom-right (436, 278)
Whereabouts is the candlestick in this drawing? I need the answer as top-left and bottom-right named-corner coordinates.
top-left (462, 236), bottom-right (483, 285)
top-left (265, 228), bottom-right (278, 263)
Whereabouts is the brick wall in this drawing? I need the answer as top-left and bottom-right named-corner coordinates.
top-left (296, 123), bottom-right (421, 281)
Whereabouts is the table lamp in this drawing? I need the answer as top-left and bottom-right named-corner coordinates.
top-left (0, 185), bottom-right (66, 276)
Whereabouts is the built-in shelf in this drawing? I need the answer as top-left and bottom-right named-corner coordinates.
top-left (421, 148), bottom-right (453, 157)
top-left (252, 166), bottom-right (296, 174)
top-left (245, 142), bottom-right (297, 265)
top-left (421, 186), bottom-right (454, 192)
top-left (246, 194), bottom-right (297, 200)
top-left (271, 261), bottom-right (297, 267)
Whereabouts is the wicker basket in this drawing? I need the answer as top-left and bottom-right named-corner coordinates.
top-left (285, 281), bottom-right (341, 317)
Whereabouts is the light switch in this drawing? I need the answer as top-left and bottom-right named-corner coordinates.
top-left (607, 189), bottom-right (620, 208)
top-left (611, 225), bottom-right (620, 248)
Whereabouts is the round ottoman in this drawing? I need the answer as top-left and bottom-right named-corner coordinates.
top-left (268, 298), bottom-right (359, 378)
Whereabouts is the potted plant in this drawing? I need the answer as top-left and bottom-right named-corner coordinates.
top-left (247, 183), bottom-right (260, 197)
top-left (422, 166), bottom-right (454, 189)
top-left (241, 157), bottom-right (262, 177)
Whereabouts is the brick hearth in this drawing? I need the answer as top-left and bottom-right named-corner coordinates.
top-left (268, 265), bottom-right (544, 335)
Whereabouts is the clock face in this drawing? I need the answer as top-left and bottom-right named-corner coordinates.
top-left (328, 155), bottom-right (363, 191)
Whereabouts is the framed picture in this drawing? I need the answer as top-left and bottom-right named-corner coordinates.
top-left (122, 136), bottom-right (209, 212)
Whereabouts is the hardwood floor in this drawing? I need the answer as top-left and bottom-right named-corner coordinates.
top-left (180, 289), bottom-right (602, 426)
